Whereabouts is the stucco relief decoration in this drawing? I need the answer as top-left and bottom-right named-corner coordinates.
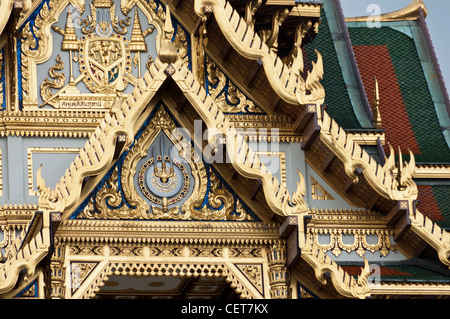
top-left (76, 105), bottom-right (256, 221)
top-left (18, 0), bottom-right (190, 110)
top-left (205, 55), bottom-right (264, 114)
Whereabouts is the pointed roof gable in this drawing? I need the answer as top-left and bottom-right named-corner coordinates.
top-left (68, 102), bottom-right (262, 222)
top-left (7, 0), bottom-right (447, 298)
top-left (343, 0), bottom-right (450, 240)
top-left (37, 56), bottom-right (310, 224)
top-left (346, 16), bottom-right (450, 163)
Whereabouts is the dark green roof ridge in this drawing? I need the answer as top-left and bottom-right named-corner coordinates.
top-left (304, 8), bottom-right (362, 130)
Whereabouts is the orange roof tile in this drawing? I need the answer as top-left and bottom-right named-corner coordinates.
top-left (352, 45), bottom-right (420, 155)
top-left (417, 185), bottom-right (444, 222)
top-left (341, 265), bottom-right (412, 277)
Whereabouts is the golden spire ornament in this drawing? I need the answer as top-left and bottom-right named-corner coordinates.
top-left (57, 8), bottom-right (79, 88)
top-left (130, 7), bottom-right (147, 77)
top-left (158, 3), bottom-right (178, 64)
top-left (129, 7), bottom-right (147, 52)
top-left (372, 77), bottom-right (382, 129)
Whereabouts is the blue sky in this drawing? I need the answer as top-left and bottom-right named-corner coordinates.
top-left (340, 0), bottom-right (450, 96)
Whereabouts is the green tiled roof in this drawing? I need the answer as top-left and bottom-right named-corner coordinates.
top-left (303, 9), bottom-right (363, 130)
top-left (347, 25), bottom-right (450, 163)
top-left (341, 261), bottom-right (450, 284)
top-left (377, 264), bottom-right (450, 283)
top-left (417, 184), bottom-right (450, 229)
top-left (432, 185), bottom-right (450, 229)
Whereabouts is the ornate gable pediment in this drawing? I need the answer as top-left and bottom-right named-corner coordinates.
top-left (71, 103), bottom-right (259, 222)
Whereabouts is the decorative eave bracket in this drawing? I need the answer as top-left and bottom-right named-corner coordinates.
top-left (0, 208), bottom-right (59, 296)
top-left (293, 103), bottom-right (321, 150)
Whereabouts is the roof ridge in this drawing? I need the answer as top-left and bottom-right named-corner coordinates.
top-left (194, 0), bottom-right (325, 106)
top-left (319, 110), bottom-right (418, 201)
top-left (411, 208), bottom-right (450, 268)
top-left (345, 0), bottom-right (428, 22)
top-left (0, 211), bottom-right (52, 295)
top-left (331, 0), bottom-right (373, 125)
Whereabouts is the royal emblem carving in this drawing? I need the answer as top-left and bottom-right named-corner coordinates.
top-left (79, 34), bottom-right (132, 93)
top-left (18, 0), bottom-right (190, 110)
top-left (138, 140), bottom-right (190, 214)
top-left (76, 105), bottom-right (256, 221)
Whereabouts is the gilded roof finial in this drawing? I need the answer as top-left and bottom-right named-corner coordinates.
top-left (129, 7), bottom-right (147, 52)
top-left (158, 3), bottom-right (178, 64)
top-left (61, 8), bottom-right (79, 51)
top-left (372, 77), bottom-right (382, 129)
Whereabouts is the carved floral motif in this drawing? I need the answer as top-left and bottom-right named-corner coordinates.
top-left (77, 105), bottom-right (255, 221)
top-left (206, 55), bottom-right (264, 114)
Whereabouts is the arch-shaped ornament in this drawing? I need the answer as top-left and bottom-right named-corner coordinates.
top-left (73, 104), bottom-right (258, 221)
